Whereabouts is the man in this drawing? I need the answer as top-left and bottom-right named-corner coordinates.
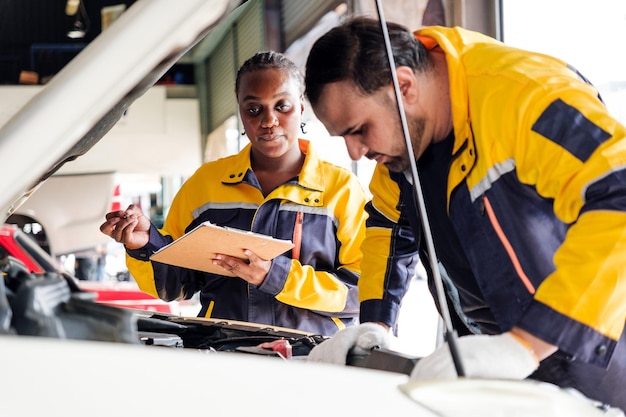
top-left (303, 16), bottom-right (626, 411)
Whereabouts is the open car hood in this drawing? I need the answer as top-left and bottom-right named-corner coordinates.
top-left (0, 0), bottom-right (240, 222)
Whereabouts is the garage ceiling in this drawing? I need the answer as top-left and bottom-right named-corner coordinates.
top-left (0, 0), bottom-right (343, 87)
top-left (0, 1), bottom-right (147, 84)
top-left (0, 0), bottom-right (346, 178)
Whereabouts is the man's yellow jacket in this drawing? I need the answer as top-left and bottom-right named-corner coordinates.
top-left (360, 26), bottom-right (626, 369)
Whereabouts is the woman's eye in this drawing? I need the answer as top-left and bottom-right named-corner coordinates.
top-left (246, 106), bottom-right (260, 116)
top-left (276, 102), bottom-right (292, 112)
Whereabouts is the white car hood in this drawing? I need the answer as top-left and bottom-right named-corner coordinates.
top-left (2, 335), bottom-right (618, 417)
top-left (0, 0), bottom-right (237, 222)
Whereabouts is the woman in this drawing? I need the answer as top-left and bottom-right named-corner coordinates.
top-left (100, 51), bottom-right (368, 336)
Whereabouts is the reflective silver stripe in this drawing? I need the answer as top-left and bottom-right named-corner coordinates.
top-left (280, 203), bottom-right (338, 228)
top-left (192, 201), bottom-right (338, 228)
top-left (192, 202), bottom-right (258, 219)
top-left (469, 158), bottom-right (516, 202)
top-left (581, 164), bottom-right (626, 204)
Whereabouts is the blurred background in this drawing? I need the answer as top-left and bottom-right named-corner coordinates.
top-left (1, 0), bottom-right (624, 352)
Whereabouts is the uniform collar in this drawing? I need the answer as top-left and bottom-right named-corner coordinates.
top-left (220, 139), bottom-right (325, 193)
top-left (414, 26), bottom-right (471, 157)
top-left (296, 139), bottom-right (325, 192)
top-left (220, 144), bottom-right (253, 185)
top-left (414, 27), bottom-right (494, 207)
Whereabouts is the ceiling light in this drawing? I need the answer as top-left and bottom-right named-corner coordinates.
top-left (66, 0), bottom-right (90, 39)
top-left (67, 20), bottom-right (86, 39)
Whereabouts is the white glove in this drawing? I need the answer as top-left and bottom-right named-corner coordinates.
top-left (307, 322), bottom-right (391, 365)
top-left (411, 332), bottom-right (539, 380)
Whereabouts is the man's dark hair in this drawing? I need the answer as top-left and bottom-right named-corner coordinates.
top-left (235, 51), bottom-right (303, 99)
top-left (305, 16), bottom-right (429, 106)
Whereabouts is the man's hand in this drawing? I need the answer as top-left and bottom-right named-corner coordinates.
top-left (411, 332), bottom-right (539, 380)
top-left (306, 322), bottom-right (391, 365)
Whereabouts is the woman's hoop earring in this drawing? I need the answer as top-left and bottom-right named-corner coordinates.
top-left (241, 130), bottom-right (246, 136)
top-left (300, 122), bottom-right (307, 134)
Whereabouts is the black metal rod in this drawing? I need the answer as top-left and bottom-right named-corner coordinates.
top-left (374, 0), bottom-right (465, 377)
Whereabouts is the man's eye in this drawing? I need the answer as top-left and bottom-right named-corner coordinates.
top-left (350, 128), bottom-right (363, 136)
top-left (277, 103), bottom-right (292, 112)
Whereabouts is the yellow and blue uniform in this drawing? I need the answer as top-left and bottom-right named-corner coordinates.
top-left (126, 139), bottom-right (368, 336)
top-left (360, 26), bottom-right (626, 408)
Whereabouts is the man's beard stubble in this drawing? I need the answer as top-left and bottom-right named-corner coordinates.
top-left (384, 115), bottom-right (425, 173)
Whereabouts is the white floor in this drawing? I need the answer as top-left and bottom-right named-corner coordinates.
top-left (390, 276), bottom-right (441, 358)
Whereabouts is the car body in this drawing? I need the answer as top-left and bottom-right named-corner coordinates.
top-left (0, 223), bottom-right (178, 314)
top-left (0, 1), bottom-right (621, 416)
top-left (0, 223), bottom-right (56, 274)
top-left (6, 172), bottom-right (118, 259)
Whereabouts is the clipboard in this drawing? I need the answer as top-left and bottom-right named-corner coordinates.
top-left (149, 221), bottom-right (295, 276)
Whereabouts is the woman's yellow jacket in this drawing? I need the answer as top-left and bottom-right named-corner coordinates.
top-left (127, 140), bottom-right (368, 336)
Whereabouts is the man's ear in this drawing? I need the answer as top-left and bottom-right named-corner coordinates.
top-left (394, 66), bottom-right (418, 104)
